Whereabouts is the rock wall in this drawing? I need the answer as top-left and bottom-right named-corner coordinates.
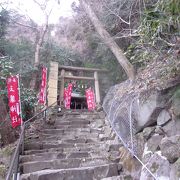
top-left (103, 81), bottom-right (180, 179)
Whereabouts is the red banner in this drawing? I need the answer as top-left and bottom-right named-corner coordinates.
top-left (86, 88), bottom-right (96, 111)
top-left (64, 83), bottom-right (73, 109)
top-left (6, 75), bottom-right (22, 128)
top-left (39, 67), bottom-right (47, 105)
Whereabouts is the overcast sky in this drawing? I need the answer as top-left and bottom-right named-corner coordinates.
top-left (3, 0), bottom-right (78, 24)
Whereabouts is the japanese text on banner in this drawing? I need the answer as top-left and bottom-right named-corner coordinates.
top-left (86, 88), bottom-right (96, 111)
top-left (64, 83), bottom-right (73, 109)
top-left (7, 76), bottom-right (22, 128)
top-left (39, 67), bottom-right (47, 105)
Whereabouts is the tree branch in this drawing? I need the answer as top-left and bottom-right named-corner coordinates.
top-left (11, 20), bottom-right (37, 30)
top-left (102, 2), bottom-right (130, 25)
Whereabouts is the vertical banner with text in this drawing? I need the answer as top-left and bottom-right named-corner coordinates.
top-left (64, 83), bottom-right (73, 109)
top-left (7, 75), bottom-right (22, 128)
top-left (39, 67), bottom-right (47, 105)
top-left (86, 88), bottom-right (96, 111)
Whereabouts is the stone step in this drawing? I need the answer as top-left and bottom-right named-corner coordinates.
top-left (24, 142), bottom-right (106, 151)
top-left (35, 134), bottom-right (99, 142)
top-left (21, 150), bottom-right (120, 167)
top-left (55, 120), bottom-right (90, 126)
top-left (40, 128), bottom-right (96, 134)
top-left (36, 127), bottom-right (103, 134)
top-left (44, 124), bottom-right (90, 129)
top-left (21, 163), bottom-right (119, 180)
top-left (20, 157), bottom-right (111, 174)
top-left (26, 135), bottom-right (114, 145)
top-left (25, 138), bottom-right (99, 146)
top-left (20, 111), bottom-right (122, 180)
top-left (38, 131), bottom-right (99, 138)
top-left (24, 146), bottom-right (93, 155)
top-left (20, 151), bottom-right (91, 163)
top-left (24, 143), bottom-right (121, 155)
top-left (101, 175), bottom-right (133, 180)
top-left (23, 142), bottom-right (109, 155)
top-left (57, 115), bottom-right (101, 121)
top-left (58, 117), bottom-right (104, 123)
top-left (24, 142), bottom-right (73, 151)
top-left (63, 111), bottom-right (99, 116)
top-left (59, 117), bottom-right (88, 121)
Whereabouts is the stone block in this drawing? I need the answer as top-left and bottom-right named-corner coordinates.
top-left (142, 126), bottom-right (156, 140)
top-left (147, 134), bottom-right (163, 153)
top-left (138, 93), bottom-right (161, 129)
top-left (140, 151), bottom-right (170, 180)
top-left (170, 158), bottom-right (180, 180)
top-left (162, 120), bottom-right (176, 137)
top-left (157, 110), bottom-right (171, 126)
top-left (160, 135), bottom-right (180, 163)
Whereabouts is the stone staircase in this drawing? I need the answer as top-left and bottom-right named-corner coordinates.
top-left (20, 111), bottom-right (125, 180)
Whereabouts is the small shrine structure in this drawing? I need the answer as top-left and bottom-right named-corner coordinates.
top-left (47, 62), bottom-right (108, 109)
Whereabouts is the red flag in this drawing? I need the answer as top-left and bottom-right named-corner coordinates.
top-left (64, 83), bottom-right (73, 109)
top-left (39, 67), bottom-right (47, 105)
top-left (7, 75), bottom-right (22, 128)
top-left (86, 88), bottom-right (96, 111)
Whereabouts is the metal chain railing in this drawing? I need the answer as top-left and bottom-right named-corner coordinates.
top-left (5, 101), bottom-right (60, 180)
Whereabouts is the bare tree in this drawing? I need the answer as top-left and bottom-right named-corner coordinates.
top-left (5, 0), bottom-right (53, 89)
top-left (29, 0), bottom-right (52, 89)
top-left (80, 0), bottom-right (135, 80)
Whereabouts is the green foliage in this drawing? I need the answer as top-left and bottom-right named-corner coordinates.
top-left (0, 57), bottom-right (38, 120)
top-left (4, 38), bottom-right (35, 75)
top-left (0, 9), bottom-right (9, 39)
top-left (20, 86), bottom-right (38, 120)
top-left (125, 0), bottom-right (179, 68)
top-left (173, 86), bottom-right (180, 99)
top-left (0, 56), bottom-right (14, 93)
top-left (125, 44), bottom-right (156, 68)
top-left (0, 164), bottom-right (6, 178)
top-left (84, 44), bottom-right (126, 83)
top-left (138, 0), bottom-right (179, 46)
top-left (41, 41), bottom-right (83, 67)
top-left (0, 9), bottom-right (9, 55)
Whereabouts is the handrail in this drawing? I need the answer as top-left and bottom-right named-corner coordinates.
top-left (6, 126), bottom-right (25, 180)
top-left (6, 100), bottom-right (59, 180)
top-left (25, 100), bottom-right (58, 125)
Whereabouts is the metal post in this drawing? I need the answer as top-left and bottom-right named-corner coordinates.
top-left (21, 129), bottom-right (25, 155)
top-left (13, 148), bottom-right (20, 180)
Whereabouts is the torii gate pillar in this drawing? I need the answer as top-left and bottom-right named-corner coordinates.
top-left (94, 71), bottom-right (100, 105)
top-left (60, 69), bottom-right (65, 105)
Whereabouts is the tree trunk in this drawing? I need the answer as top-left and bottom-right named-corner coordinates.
top-left (80, 0), bottom-right (135, 80)
top-left (30, 23), bottom-right (48, 89)
top-left (0, 96), bottom-right (17, 147)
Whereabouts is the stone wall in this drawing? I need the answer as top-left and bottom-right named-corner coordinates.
top-left (103, 81), bottom-right (180, 179)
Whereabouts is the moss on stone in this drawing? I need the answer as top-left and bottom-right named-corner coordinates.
top-left (0, 164), bottom-right (6, 178)
top-left (150, 162), bottom-right (159, 173)
top-left (1, 145), bottom-right (14, 157)
top-left (124, 175), bottom-right (133, 180)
